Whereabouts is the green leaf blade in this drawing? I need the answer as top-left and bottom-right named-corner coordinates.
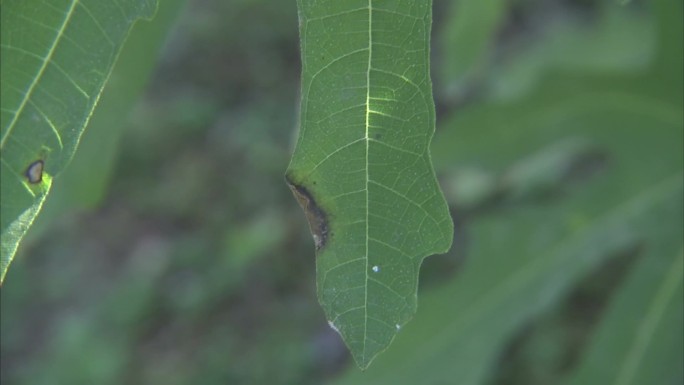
top-left (287, 0), bottom-right (452, 368)
top-left (567, 244), bottom-right (684, 385)
top-left (0, 0), bottom-right (157, 283)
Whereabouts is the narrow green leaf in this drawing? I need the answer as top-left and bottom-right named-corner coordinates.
top-left (567, 248), bottom-right (683, 385)
top-left (0, 0), bottom-right (158, 283)
top-left (287, 0), bottom-right (453, 368)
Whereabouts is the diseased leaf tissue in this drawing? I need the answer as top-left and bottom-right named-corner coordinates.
top-left (286, 0), bottom-right (453, 368)
top-left (286, 176), bottom-right (329, 251)
top-left (25, 160), bottom-right (45, 184)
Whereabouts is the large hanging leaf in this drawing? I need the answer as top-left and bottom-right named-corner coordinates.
top-left (0, 0), bottom-right (158, 283)
top-left (286, 0), bottom-right (453, 368)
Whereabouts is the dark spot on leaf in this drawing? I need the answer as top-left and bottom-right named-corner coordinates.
top-left (374, 133), bottom-right (382, 139)
top-left (25, 160), bottom-right (44, 184)
top-left (285, 174), bottom-right (329, 251)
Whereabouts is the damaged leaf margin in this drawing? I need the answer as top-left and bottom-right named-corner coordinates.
top-left (285, 174), bottom-right (330, 251)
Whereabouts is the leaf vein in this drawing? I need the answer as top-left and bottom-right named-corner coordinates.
top-left (0, 0), bottom-right (80, 149)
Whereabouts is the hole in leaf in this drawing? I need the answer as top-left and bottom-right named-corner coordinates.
top-left (25, 160), bottom-right (44, 184)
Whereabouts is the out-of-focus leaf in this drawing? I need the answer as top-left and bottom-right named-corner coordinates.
top-left (287, 0), bottom-right (453, 368)
top-left (499, 137), bottom-right (603, 201)
top-left (0, 0), bottom-right (158, 283)
top-left (561, 5), bottom-right (684, 379)
top-left (489, 4), bottom-right (656, 101)
top-left (566, 247), bottom-right (683, 385)
top-left (441, 166), bottom-right (498, 210)
top-left (439, 0), bottom-right (507, 98)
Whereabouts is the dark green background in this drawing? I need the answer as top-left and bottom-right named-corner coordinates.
top-left (1, 0), bottom-right (682, 384)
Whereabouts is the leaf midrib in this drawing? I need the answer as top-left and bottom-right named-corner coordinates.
top-left (362, 0), bottom-right (373, 365)
top-left (0, 0), bottom-right (79, 149)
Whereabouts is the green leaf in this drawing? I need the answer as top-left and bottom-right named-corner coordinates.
top-left (439, 0), bottom-right (506, 98)
top-left (486, 4), bottom-right (656, 101)
top-left (31, 0), bottom-right (186, 238)
top-left (286, 0), bottom-right (453, 368)
top-left (0, 0), bottom-right (158, 283)
top-left (566, 248), bottom-right (683, 385)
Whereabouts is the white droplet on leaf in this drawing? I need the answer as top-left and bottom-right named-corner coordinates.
top-left (395, 324), bottom-right (401, 330)
top-left (327, 320), bottom-right (340, 334)
top-left (372, 265), bottom-right (380, 273)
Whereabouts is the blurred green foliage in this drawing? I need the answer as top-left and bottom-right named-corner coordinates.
top-left (1, 0), bottom-right (682, 384)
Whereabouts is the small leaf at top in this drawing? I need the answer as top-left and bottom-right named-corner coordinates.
top-left (286, 0), bottom-right (453, 368)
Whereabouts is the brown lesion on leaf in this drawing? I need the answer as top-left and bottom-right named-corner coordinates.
top-left (25, 160), bottom-right (44, 184)
top-left (24, 147), bottom-right (51, 185)
top-left (285, 174), bottom-right (329, 251)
